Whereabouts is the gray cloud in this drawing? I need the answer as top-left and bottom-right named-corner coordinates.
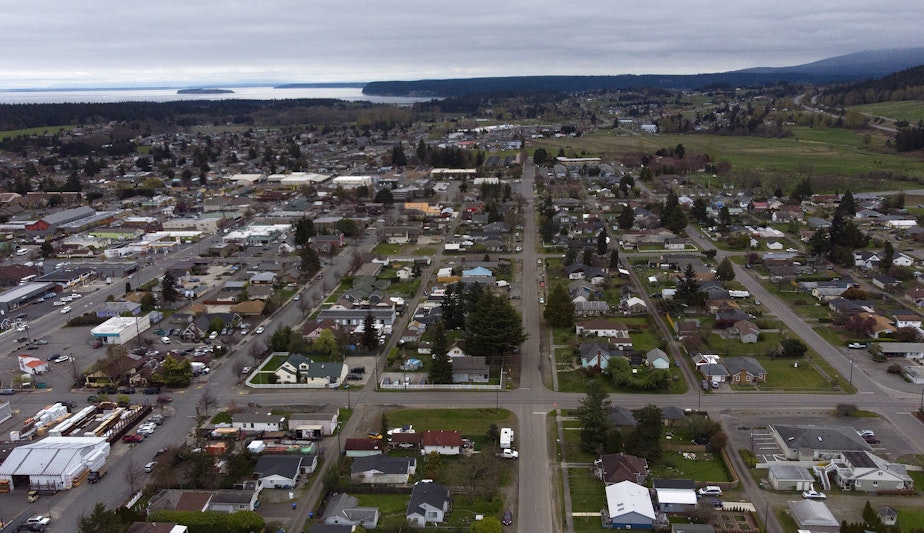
top-left (1, 0), bottom-right (921, 87)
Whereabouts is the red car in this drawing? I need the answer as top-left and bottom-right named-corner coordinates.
top-left (122, 434), bottom-right (144, 443)
top-left (156, 395), bottom-right (173, 404)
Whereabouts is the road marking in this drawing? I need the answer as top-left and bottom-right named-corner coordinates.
top-left (532, 411), bottom-right (546, 415)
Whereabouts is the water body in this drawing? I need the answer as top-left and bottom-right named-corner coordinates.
top-left (0, 86), bottom-right (432, 105)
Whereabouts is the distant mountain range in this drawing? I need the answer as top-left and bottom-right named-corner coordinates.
top-left (363, 48), bottom-right (924, 97)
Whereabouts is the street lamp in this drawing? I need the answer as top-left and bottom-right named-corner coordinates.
top-left (848, 355), bottom-right (854, 385)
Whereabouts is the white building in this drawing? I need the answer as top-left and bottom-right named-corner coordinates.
top-left (0, 436), bottom-right (109, 491)
top-left (91, 315), bottom-right (152, 345)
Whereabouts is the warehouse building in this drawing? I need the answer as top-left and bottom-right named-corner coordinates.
top-left (0, 436), bottom-right (109, 491)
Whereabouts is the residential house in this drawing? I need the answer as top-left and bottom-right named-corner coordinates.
top-left (95, 301), bottom-right (142, 318)
top-left (421, 430), bottom-right (463, 456)
top-left (893, 313), bottom-right (922, 329)
top-left (232, 412), bottom-right (286, 433)
top-left (893, 252), bottom-right (914, 267)
top-left (127, 523), bottom-right (189, 533)
top-left (906, 287), bottom-right (924, 307)
top-left (446, 343), bottom-right (468, 359)
top-left (274, 353), bottom-right (347, 387)
top-left (646, 348), bottom-right (670, 369)
top-left (723, 357), bottom-right (768, 384)
top-left (451, 356), bottom-right (489, 383)
top-left (406, 481), bottom-right (451, 528)
top-left (856, 312), bottom-right (896, 339)
top-left (322, 493), bottom-right (380, 528)
top-left (693, 354), bottom-right (729, 384)
top-left (871, 273), bottom-right (901, 292)
top-left (253, 455), bottom-right (316, 489)
top-left (623, 296), bottom-right (647, 314)
top-left (876, 342), bottom-right (924, 359)
top-left (602, 481), bottom-right (655, 529)
top-left (594, 453), bottom-right (649, 485)
top-left (854, 251), bottom-right (881, 270)
top-left (830, 451), bottom-right (914, 492)
top-left (732, 320), bottom-right (760, 344)
top-left (575, 319), bottom-right (630, 342)
top-left (350, 455), bottom-right (417, 485)
top-left (608, 406), bottom-right (637, 428)
top-left (209, 490), bottom-right (260, 513)
top-left (289, 410), bottom-right (340, 438)
top-left (344, 438), bottom-right (384, 458)
top-left (580, 341), bottom-right (615, 370)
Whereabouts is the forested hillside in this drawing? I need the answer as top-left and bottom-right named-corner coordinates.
top-left (817, 65), bottom-right (924, 107)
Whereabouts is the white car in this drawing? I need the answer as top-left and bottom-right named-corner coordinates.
top-left (847, 342), bottom-right (866, 349)
top-left (144, 461), bottom-right (157, 473)
top-left (697, 486), bottom-right (723, 496)
top-left (161, 336), bottom-right (171, 344)
top-left (255, 326), bottom-right (265, 334)
top-left (16, 324), bottom-right (27, 332)
top-left (60, 306), bottom-right (72, 314)
top-left (50, 354), bottom-right (70, 363)
top-left (802, 489), bottom-right (826, 500)
top-left (293, 294), bottom-right (301, 301)
top-left (53, 300), bottom-right (66, 306)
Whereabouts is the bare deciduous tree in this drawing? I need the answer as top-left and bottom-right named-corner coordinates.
top-left (124, 456), bottom-right (144, 493)
top-left (198, 385), bottom-right (216, 414)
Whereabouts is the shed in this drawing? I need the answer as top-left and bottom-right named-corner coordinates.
top-left (788, 500), bottom-right (839, 533)
top-left (767, 464), bottom-right (815, 491)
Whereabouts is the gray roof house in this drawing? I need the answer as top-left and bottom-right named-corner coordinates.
top-left (209, 490), bottom-right (260, 513)
top-left (723, 357), bottom-right (767, 384)
top-left (788, 500), bottom-right (839, 533)
top-left (646, 348), bottom-right (670, 369)
top-left (451, 356), bottom-right (489, 383)
top-left (253, 454), bottom-right (316, 489)
top-left (580, 341), bottom-right (615, 370)
top-left (322, 493), bottom-right (380, 528)
top-left (406, 480), bottom-right (451, 528)
top-left (350, 455), bottom-right (417, 484)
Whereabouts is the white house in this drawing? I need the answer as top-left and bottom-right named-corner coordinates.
top-left (253, 455), bottom-right (316, 489)
top-left (421, 430), bottom-right (463, 456)
top-left (232, 412), bottom-right (286, 433)
top-left (17, 355), bottom-right (48, 376)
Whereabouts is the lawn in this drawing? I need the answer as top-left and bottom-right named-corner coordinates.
top-left (897, 507), bottom-right (924, 531)
top-left (569, 467), bottom-right (606, 513)
top-left (0, 125), bottom-right (75, 140)
top-left (560, 420), bottom-right (598, 464)
top-left (649, 450), bottom-right (732, 483)
top-left (756, 357), bottom-right (833, 391)
top-left (853, 100), bottom-right (924, 123)
top-left (707, 331), bottom-right (783, 357)
top-left (385, 408), bottom-right (515, 436)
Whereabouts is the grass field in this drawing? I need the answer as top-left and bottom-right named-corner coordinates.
top-left (853, 101), bottom-right (924, 123)
top-left (532, 126), bottom-right (924, 190)
top-left (0, 125), bottom-right (75, 140)
top-left (385, 407), bottom-right (515, 436)
top-left (569, 468), bottom-right (607, 513)
top-left (649, 450), bottom-right (732, 482)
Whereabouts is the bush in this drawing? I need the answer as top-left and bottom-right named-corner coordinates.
top-left (887, 363), bottom-right (903, 375)
top-left (835, 403), bottom-right (858, 417)
top-left (738, 448), bottom-right (757, 468)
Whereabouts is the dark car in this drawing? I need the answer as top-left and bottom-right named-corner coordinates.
top-left (502, 510), bottom-right (513, 526)
top-left (87, 395), bottom-right (100, 403)
top-left (143, 387), bottom-right (161, 395)
top-left (863, 435), bottom-right (881, 444)
top-left (118, 386), bottom-right (136, 394)
top-left (15, 336), bottom-right (28, 343)
top-left (15, 313), bottom-right (27, 320)
top-left (156, 395), bottom-right (173, 404)
top-left (122, 434), bottom-right (144, 443)
top-left (352, 366), bottom-right (365, 375)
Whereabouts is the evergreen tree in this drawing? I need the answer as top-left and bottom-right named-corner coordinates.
top-left (719, 205), bottom-right (732, 227)
top-left (161, 271), bottom-right (179, 304)
top-left (839, 190), bottom-right (857, 217)
top-left (428, 322), bottom-right (452, 384)
top-left (617, 205), bottom-right (635, 230)
top-left (300, 246), bottom-right (321, 277)
top-left (361, 312), bottom-right (377, 350)
top-left (624, 404), bottom-right (663, 462)
top-left (880, 240), bottom-right (895, 271)
top-left (609, 249), bottom-right (620, 270)
top-left (690, 198), bottom-right (709, 224)
top-left (597, 230), bottom-right (608, 256)
top-left (543, 284), bottom-right (575, 328)
top-left (464, 291), bottom-right (528, 359)
top-left (715, 257), bottom-right (735, 281)
top-left (391, 143), bottom-right (407, 167)
top-left (677, 264), bottom-right (699, 303)
top-left (294, 216), bottom-right (316, 246)
top-left (773, 185), bottom-right (783, 198)
top-left (576, 380), bottom-right (612, 454)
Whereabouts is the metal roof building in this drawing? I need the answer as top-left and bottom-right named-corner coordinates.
top-left (0, 436), bottom-right (109, 491)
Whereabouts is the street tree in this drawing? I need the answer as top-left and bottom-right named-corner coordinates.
top-left (690, 197), bottom-right (709, 223)
top-left (577, 380), bottom-right (612, 454)
top-left (543, 284), bottom-right (575, 328)
top-left (609, 249), bottom-right (620, 270)
top-left (428, 322), bottom-right (452, 384)
top-left (715, 258), bottom-right (735, 281)
top-left (464, 291), bottom-right (528, 360)
top-left (300, 246), bottom-right (321, 278)
top-left (361, 312), bottom-right (378, 350)
top-left (78, 503), bottom-right (127, 533)
top-left (294, 216), bottom-right (316, 246)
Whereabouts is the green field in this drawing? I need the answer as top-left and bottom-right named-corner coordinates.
top-left (569, 468), bottom-right (607, 513)
top-left (533, 126), bottom-right (924, 190)
top-left (385, 407), bottom-right (515, 436)
top-left (0, 125), bottom-right (75, 140)
top-left (853, 101), bottom-right (924, 123)
top-left (649, 450), bottom-right (732, 482)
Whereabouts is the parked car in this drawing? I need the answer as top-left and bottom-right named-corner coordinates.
top-left (122, 434), bottom-right (144, 443)
top-left (847, 342), bottom-right (866, 349)
top-left (37, 339), bottom-right (48, 345)
top-left (118, 386), bottom-right (136, 394)
top-left (697, 486), bottom-right (723, 496)
top-left (87, 395), bottom-right (100, 403)
top-left (92, 339), bottom-right (103, 348)
top-left (502, 510), bottom-right (513, 526)
top-left (0, 389), bottom-right (16, 395)
top-left (156, 395), bottom-right (173, 404)
top-left (143, 387), bottom-right (161, 395)
top-left (144, 461), bottom-right (157, 473)
top-left (802, 489), bottom-right (827, 500)
top-left (255, 326), bottom-right (265, 334)
top-left (50, 354), bottom-right (70, 363)
top-left (160, 336), bottom-right (171, 345)
top-left (60, 306), bottom-right (72, 314)
top-left (240, 367), bottom-right (252, 375)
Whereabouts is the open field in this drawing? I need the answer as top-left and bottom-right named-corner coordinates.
top-left (386, 407), bottom-right (515, 436)
top-left (532, 126), bottom-right (924, 190)
top-left (0, 125), bottom-right (75, 140)
top-left (853, 101), bottom-right (924, 123)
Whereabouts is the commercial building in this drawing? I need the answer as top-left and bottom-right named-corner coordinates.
top-left (0, 436), bottom-right (109, 491)
top-left (91, 315), bottom-right (152, 345)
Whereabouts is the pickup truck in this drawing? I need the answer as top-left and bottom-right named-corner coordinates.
top-left (88, 468), bottom-right (106, 483)
top-left (497, 449), bottom-right (519, 459)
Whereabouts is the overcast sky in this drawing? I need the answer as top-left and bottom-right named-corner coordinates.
top-left (1, 1), bottom-right (921, 89)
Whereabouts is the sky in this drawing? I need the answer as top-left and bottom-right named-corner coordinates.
top-left (2, 0), bottom-right (922, 89)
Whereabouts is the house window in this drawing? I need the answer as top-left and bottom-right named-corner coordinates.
top-left (427, 511), bottom-right (438, 518)
top-left (734, 375), bottom-right (740, 382)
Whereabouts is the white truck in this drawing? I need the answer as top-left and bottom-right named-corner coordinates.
top-left (500, 427), bottom-right (514, 449)
top-left (497, 448), bottom-right (519, 459)
top-left (191, 362), bottom-right (210, 375)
